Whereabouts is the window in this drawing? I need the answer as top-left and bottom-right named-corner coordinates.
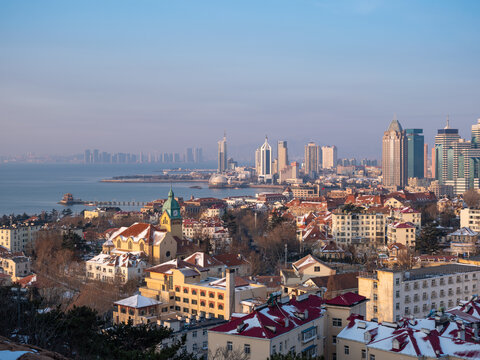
top-left (362, 349), bottom-right (366, 359)
top-left (218, 294), bottom-right (224, 300)
top-left (209, 293), bottom-right (214, 298)
top-left (395, 278), bottom-right (400, 285)
top-left (272, 345), bottom-right (276, 354)
top-left (370, 355), bottom-right (375, 360)
top-left (184, 288), bottom-right (188, 293)
top-left (302, 326), bottom-right (317, 342)
top-left (373, 294), bottom-right (378, 301)
top-left (344, 345), bottom-right (350, 355)
top-left (166, 251), bottom-right (171, 257)
top-left (192, 300), bottom-right (197, 305)
top-left (192, 331), bottom-right (197, 338)
top-left (183, 308), bottom-right (189, 313)
top-left (209, 303), bottom-right (214, 308)
top-left (244, 344), bottom-right (250, 354)
top-left (314, 266), bottom-right (320, 272)
top-left (332, 335), bottom-right (337, 344)
top-left (227, 341), bottom-right (232, 351)
top-left (183, 298), bottom-right (189, 303)
top-left (201, 291), bottom-right (206, 297)
top-left (395, 290), bottom-right (400, 298)
top-left (175, 296), bottom-right (180, 301)
top-left (175, 287), bottom-right (180, 292)
top-left (396, 303), bottom-right (400, 310)
top-left (192, 343), bottom-right (198, 351)
top-left (192, 290), bottom-right (197, 295)
top-left (373, 282), bottom-right (378, 289)
top-left (333, 318), bottom-right (342, 327)
top-left (200, 301), bottom-right (206, 306)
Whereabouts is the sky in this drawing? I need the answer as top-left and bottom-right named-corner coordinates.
top-left (1, 0), bottom-right (479, 161)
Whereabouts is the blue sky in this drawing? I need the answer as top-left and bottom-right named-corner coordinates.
top-left (1, 0), bottom-right (479, 161)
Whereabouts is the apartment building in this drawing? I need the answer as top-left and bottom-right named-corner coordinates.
top-left (332, 209), bottom-right (387, 246)
top-left (0, 224), bottom-right (41, 253)
top-left (139, 263), bottom-right (266, 320)
top-left (86, 252), bottom-right (146, 283)
top-left (460, 208), bottom-right (480, 232)
top-left (391, 207), bottom-right (421, 231)
top-left (386, 222), bottom-right (416, 248)
top-left (358, 264), bottom-right (480, 323)
top-left (208, 292), bottom-right (367, 360)
top-left (113, 294), bottom-right (161, 325)
top-left (0, 252), bottom-right (31, 281)
top-left (337, 313), bottom-right (480, 360)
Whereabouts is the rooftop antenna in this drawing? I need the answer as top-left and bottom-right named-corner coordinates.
top-left (224, 130), bottom-right (226, 140)
top-left (446, 114), bottom-right (450, 129)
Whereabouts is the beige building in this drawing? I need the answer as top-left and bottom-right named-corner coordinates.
top-left (0, 224), bottom-right (41, 253)
top-left (447, 227), bottom-right (479, 256)
top-left (332, 209), bottom-right (387, 246)
top-left (140, 263), bottom-right (266, 320)
top-left (86, 252), bottom-right (146, 283)
top-left (460, 208), bottom-right (480, 232)
top-left (382, 117), bottom-right (407, 189)
top-left (0, 252), bottom-right (31, 281)
top-left (391, 207), bottom-right (421, 231)
top-left (386, 222), bottom-right (416, 248)
top-left (113, 294), bottom-right (161, 325)
top-left (358, 264), bottom-right (480, 323)
top-left (304, 142), bottom-right (321, 178)
top-left (322, 145), bottom-right (337, 169)
top-left (277, 141), bottom-right (288, 173)
top-left (208, 292), bottom-right (367, 360)
top-left (281, 254), bottom-right (336, 286)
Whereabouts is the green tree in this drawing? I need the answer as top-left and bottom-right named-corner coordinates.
top-left (416, 222), bottom-right (441, 254)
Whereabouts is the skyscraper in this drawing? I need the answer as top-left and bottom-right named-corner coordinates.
top-left (321, 145), bottom-right (337, 169)
top-left (405, 129), bottom-right (424, 179)
top-left (194, 148), bottom-right (203, 163)
top-left (186, 148), bottom-right (194, 163)
top-left (424, 143), bottom-right (429, 178)
top-left (382, 116), bottom-right (407, 188)
top-left (277, 141), bottom-right (288, 173)
top-left (434, 117), bottom-right (461, 185)
top-left (304, 142), bottom-right (320, 178)
top-left (218, 133), bottom-right (227, 173)
top-left (257, 136), bottom-right (272, 182)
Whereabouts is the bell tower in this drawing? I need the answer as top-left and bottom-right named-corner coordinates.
top-left (160, 187), bottom-right (183, 238)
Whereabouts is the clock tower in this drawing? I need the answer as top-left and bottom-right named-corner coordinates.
top-left (160, 187), bottom-right (183, 238)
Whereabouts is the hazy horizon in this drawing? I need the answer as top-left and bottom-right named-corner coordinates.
top-left (1, 0), bottom-right (479, 161)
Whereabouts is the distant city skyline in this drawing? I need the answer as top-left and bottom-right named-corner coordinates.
top-left (1, 1), bottom-right (480, 159)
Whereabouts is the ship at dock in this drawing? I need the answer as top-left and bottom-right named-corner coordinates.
top-left (59, 193), bottom-right (84, 205)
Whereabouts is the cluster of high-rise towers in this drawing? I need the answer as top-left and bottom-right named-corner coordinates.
top-left (382, 116), bottom-right (480, 195)
top-left (217, 133), bottom-right (337, 183)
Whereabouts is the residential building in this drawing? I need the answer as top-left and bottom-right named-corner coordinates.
top-left (0, 251), bottom-right (31, 281)
top-left (290, 184), bottom-right (321, 200)
top-left (337, 313), bottom-right (480, 360)
top-left (208, 294), bottom-right (327, 359)
top-left (218, 133), bottom-right (227, 173)
top-left (447, 227), bottom-right (479, 257)
top-left (280, 254), bottom-right (336, 286)
top-left (0, 224), bottom-right (41, 253)
top-left (113, 294), bottom-right (162, 325)
top-left (382, 117), bottom-right (407, 189)
top-left (405, 128), bottom-right (424, 179)
top-left (86, 252), bottom-right (146, 283)
top-left (208, 292), bottom-right (367, 360)
top-left (331, 208), bottom-right (388, 246)
top-left (158, 317), bottom-right (226, 359)
top-left (358, 264), bottom-right (480, 323)
top-left (322, 145), bottom-right (337, 169)
top-left (305, 142), bottom-right (321, 178)
top-left (391, 207), bottom-right (421, 231)
top-left (461, 208), bottom-right (480, 233)
top-left (139, 265), bottom-right (266, 320)
top-left (386, 222), bottom-right (416, 248)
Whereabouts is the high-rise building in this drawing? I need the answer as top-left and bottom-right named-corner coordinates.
top-left (277, 141), bottom-right (288, 172)
top-left (434, 117), bottom-right (461, 186)
top-left (405, 129), bottom-right (424, 179)
top-left (382, 116), bottom-right (407, 188)
top-left (218, 133), bottom-right (227, 173)
top-left (257, 136), bottom-right (272, 182)
top-left (321, 145), bottom-right (337, 169)
top-left (186, 148), bottom-right (194, 163)
top-left (84, 149), bottom-right (91, 164)
top-left (194, 148), bottom-right (203, 163)
top-left (304, 142), bottom-right (320, 178)
top-left (424, 143), bottom-right (428, 178)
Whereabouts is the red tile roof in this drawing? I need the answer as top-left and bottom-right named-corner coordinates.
top-left (325, 292), bottom-right (367, 306)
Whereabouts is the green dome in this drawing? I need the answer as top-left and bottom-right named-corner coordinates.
top-left (162, 187), bottom-right (181, 219)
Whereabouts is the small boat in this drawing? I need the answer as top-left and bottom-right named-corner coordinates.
top-left (189, 185), bottom-right (202, 189)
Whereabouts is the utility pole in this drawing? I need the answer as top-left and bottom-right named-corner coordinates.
top-left (284, 243), bottom-right (288, 268)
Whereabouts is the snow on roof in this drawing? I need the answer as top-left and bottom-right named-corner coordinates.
top-left (338, 316), bottom-right (480, 359)
top-left (115, 294), bottom-right (161, 308)
top-left (449, 227), bottom-right (478, 237)
top-left (210, 294), bottom-right (325, 339)
top-left (87, 252), bottom-right (145, 268)
top-left (184, 252), bottom-right (224, 268)
top-left (292, 254), bottom-right (322, 272)
top-left (389, 221), bottom-right (415, 229)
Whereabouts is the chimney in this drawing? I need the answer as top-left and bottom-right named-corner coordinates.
top-left (225, 268), bottom-right (236, 320)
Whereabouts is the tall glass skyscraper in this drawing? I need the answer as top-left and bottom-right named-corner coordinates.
top-left (217, 133), bottom-right (227, 173)
top-left (382, 117), bottom-right (407, 188)
top-left (405, 129), bottom-right (424, 179)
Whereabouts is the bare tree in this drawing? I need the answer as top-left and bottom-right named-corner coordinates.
top-left (464, 189), bottom-right (480, 208)
top-left (209, 346), bottom-right (250, 360)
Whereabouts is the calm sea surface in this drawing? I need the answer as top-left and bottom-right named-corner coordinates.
top-left (0, 163), bottom-right (266, 216)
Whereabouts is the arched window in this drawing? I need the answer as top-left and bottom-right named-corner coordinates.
top-left (117, 240), bottom-right (121, 248)
top-left (166, 251), bottom-right (171, 257)
top-left (128, 241), bottom-right (132, 250)
top-left (140, 242), bottom-right (144, 252)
